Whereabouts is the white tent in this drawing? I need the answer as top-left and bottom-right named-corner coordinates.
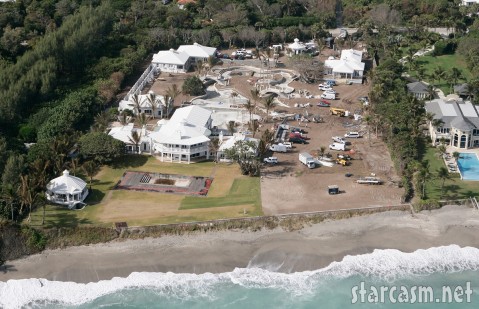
top-left (288, 38), bottom-right (306, 55)
top-left (46, 170), bottom-right (89, 206)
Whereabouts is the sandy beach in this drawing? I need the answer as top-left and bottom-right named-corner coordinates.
top-left (2, 205), bottom-right (479, 283)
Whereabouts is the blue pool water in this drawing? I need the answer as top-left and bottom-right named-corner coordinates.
top-left (457, 153), bottom-right (479, 181)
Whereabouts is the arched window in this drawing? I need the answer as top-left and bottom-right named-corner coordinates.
top-left (454, 134), bottom-right (459, 147)
top-left (460, 134), bottom-right (467, 148)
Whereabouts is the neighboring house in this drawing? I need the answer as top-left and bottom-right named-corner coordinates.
top-left (324, 49), bottom-right (365, 80)
top-left (108, 123), bottom-right (152, 154)
top-left (118, 92), bottom-right (173, 118)
top-left (425, 96), bottom-right (479, 149)
top-left (152, 49), bottom-right (192, 73)
top-left (462, 0), bottom-right (479, 6)
top-left (407, 81), bottom-right (430, 99)
top-left (45, 170), bottom-right (88, 207)
top-left (150, 105), bottom-right (213, 163)
top-left (454, 83), bottom-right (470, 98)
top-left (217, 133), bottom-right (259, 162)
top-left (177, 42), bottom-right (217, 65)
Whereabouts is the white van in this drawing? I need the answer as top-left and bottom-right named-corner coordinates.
top-left (344, 132), bottom-right (361, 138)
top-left (321, 92), bottom-right (336, 100)
top-left (329, 143), bottom-right (346, 151)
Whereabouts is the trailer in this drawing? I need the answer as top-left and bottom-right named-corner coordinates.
top-left (299, 152), bottom-right (316, 169)
top-left (270, 144), bottom-right (287, 153)
top-left (356, 177), bottom-right (382, 185)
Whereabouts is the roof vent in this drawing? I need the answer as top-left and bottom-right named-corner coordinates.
top-left (169, 48), bottom-right (175, 52)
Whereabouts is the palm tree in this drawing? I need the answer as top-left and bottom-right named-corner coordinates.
top-left (262, 96), bottom-right (276, 122)
top-left (135, 112), bottom-right (150, 128)
top-left (416, 160), bottom-right (432, 199)
top-left (448, 68), bottom-right (462, 92)
top-left (244, 99), bottom-right (255, 124)
top-left (319, 146), bottom-right (326, 158)
top-left (166, 84), bottom-right (181, 108)
top-left (119, 112), bottom-right (129, 126)
top-left (452, 151), bottom-right (460, 162)
top-left (146, 93), bottom-right (158, 119)
top-left (130, 94), bottom-right (143, 116)
top-left (227, 120), bottom-right (238, 135)
top-left (196, 59), bottom-right (204, 76)
top-left (436, 144), bottom-right (447, 158)
top-left (249, 119), bottom-right (259, 137)
top-left (18, 175), bottom-right (36, 222)
top-left (208, 138), bottom-right (221, 163)
top-left (128, 130), bottom-right (142, 154)
top-left (92, 111), bottom-right (110, 132)
top-left (160, 94), bottom-right (171, 119)
top-left (82, 161), bottom-right (99, 190)
top-left (433, 66), bottom-right (445, 85)
top-left (436, 167), bottom-right (451, 199)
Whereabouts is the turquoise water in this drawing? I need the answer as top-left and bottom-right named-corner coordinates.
top-left (457, 153), bottom-right (479, 181)
top-left (2, 245), bottom-right (479, 308)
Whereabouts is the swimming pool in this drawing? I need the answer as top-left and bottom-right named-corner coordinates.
top-left (457, 153), bottom-right (479, 181)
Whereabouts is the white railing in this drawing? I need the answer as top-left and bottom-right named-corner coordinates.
top-left (124, 64), bottom-right (157, 101)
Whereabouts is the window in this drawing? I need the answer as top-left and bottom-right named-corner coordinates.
top-left (437, 127), bottom-right (450, 134)
top-left (474, 129), bottom-right (479, 136)
top-left (144, 109), bottom-right (152, 114)
top-left (178, 65), bottom-right (183, 69)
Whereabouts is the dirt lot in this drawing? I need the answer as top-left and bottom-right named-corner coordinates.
top-left (138, 49), bottom-right (404, 215)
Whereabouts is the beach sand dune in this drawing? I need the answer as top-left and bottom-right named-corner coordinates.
top-left (2, 206), bottom-right (479, 283)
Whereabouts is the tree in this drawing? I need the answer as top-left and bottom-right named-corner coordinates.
top-left (227, 120), bottom-right (238, 135)
top-left (223, 140), bottom-right (260, 176)
top-left (208, 138), bottom-right (221, 163)
top-left (415, 160), bottom-right (431, 200)
top-left (436, 144), bottom-right (447, 159)
top-left (436, 167), bottom-right (451, 198)
top-left (263, 96), bottom-right (276, 122)
top-left (452, 151), bottom-right (460, 162)
top-left (92, 111), bottom-right (111, 133)
top-left (130, 94), bottom-right (143, 115)
top-left (182, 76), bottom-right (205, 96)
top-left (319, 146), bottom-right (326, 158)
top-left (146, 93), bottom-right (158, 119)
top-left (244, 99), bottom-right (255, 125)
top-left (128, 130), bottom-right (142, 154)
top-left (135, 113), bottom-right (150, 128)
top-left (18, 175), bottom-right (36, 222)
top-left (82, 161), bottom-right (100, 190)
top-left (78, 132), bottom-right (125, 164)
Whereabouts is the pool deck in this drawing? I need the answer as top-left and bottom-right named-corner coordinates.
top-left (445, 147), bottom-right (479, 180)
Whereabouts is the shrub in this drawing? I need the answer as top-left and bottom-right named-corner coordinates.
top-left (182, 76), bottom-right (205, 96)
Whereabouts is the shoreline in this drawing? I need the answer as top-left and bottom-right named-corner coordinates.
top-left (2, 205), bottom-right (479, 283)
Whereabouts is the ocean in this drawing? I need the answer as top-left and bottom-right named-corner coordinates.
top-left (1, 245), bottom-right (479, 308)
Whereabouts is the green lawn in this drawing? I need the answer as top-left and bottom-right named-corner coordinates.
top-left (423, 147), bottom-right (479, 200)
top-left (180, 178), bottom-right (262, 215)
top-left (409, 53), bottom-right (472, 95)
top-left (28, 156), bottom-right (262, 227)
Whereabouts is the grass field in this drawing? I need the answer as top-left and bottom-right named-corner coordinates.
top-left (410, 53), bottom-right (472, 95)
top-left (423, 147), bottom-right (479, 200)
top-left (28, 156), bottom-right (262, 227)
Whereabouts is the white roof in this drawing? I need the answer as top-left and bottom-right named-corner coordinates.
top-left (340, 49), bottom-right (363, 62)
top-left (119, 93), bottom-right (169, 111)
top-left (325, 59), bottom-right (365, 73)
top-left (177, 43), bottom-right (216, 58)
top-left (152, 49), bottom-right (190, 65)
top-left (46, 170), bottom-right (87, 195)
top-left (150, 106), bottom-right (212, 145)
top-left (219, 133), bottom-right (259, 151)
top-left (108, 124), bottom-right (151, 144)
top-left (288, 38), bottom-right (306, 51)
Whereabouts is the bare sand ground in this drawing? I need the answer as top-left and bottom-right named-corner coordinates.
top-left (2, 206), bottom-right (479, 283)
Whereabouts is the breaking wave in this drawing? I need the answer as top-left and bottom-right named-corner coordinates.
top-left (2, 245), bottom-right (479, 308)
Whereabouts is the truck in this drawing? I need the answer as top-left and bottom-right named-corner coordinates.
top-left (356, 177), bottom-right (382, 185)
top-left (329, 143), bottom-right (346, 151)
top-left (321, 92), bottom-right (337, 100)
top-left (263, 157), bottom-right (278, 164)
top-left (269, 144), bottom-right (287, 153)
top-left (299, 152), bottom-right (316, 169)
top-left (330, 107), bottom-right (346, 116)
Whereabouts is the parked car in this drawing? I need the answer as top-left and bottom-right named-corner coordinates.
top-left (291, 127), bottom-right (307, 134)
top-left (269, 144), bottom-right (287, 153)
top-left (319, 85), bottom-right (333, 91)
top-left (289, 132), bottom-right (308, 139)
top-left (317, 99), bottom-right (331, 107)
top-left (332, 136), bottom-right (347, 144)
top-left (321, 92), bottom-right (336, 100)
top-left (323, 89), bottom-right (337, 94)
top-left (318, 83), bottom-right (330, 88)
top-left (279, 142), bottom-right (293, 149)
top-left (344, 131), bottom-right (361, 138)
top-left (263, 157), bottom-right (278, 164)
top-left (289, 137), bottom-right (308, 144)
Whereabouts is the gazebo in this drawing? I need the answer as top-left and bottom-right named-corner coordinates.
top-left (46, 170), bottom-right (88, 207)
top-left (287, 38), bottom-right (306, 56)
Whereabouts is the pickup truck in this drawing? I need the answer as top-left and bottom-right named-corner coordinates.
top-left (263, 157), bottom-right (278, 164)
top-left (332, 136), bottom-right (347, 144)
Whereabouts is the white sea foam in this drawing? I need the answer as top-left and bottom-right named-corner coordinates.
top-left (2, 245), bottom-right (479, 308)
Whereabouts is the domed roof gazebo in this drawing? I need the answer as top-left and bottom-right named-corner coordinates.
top-left (287, 38), bottom-right (306, 56)
top-left (45, 170), bottom-right (88, 206)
